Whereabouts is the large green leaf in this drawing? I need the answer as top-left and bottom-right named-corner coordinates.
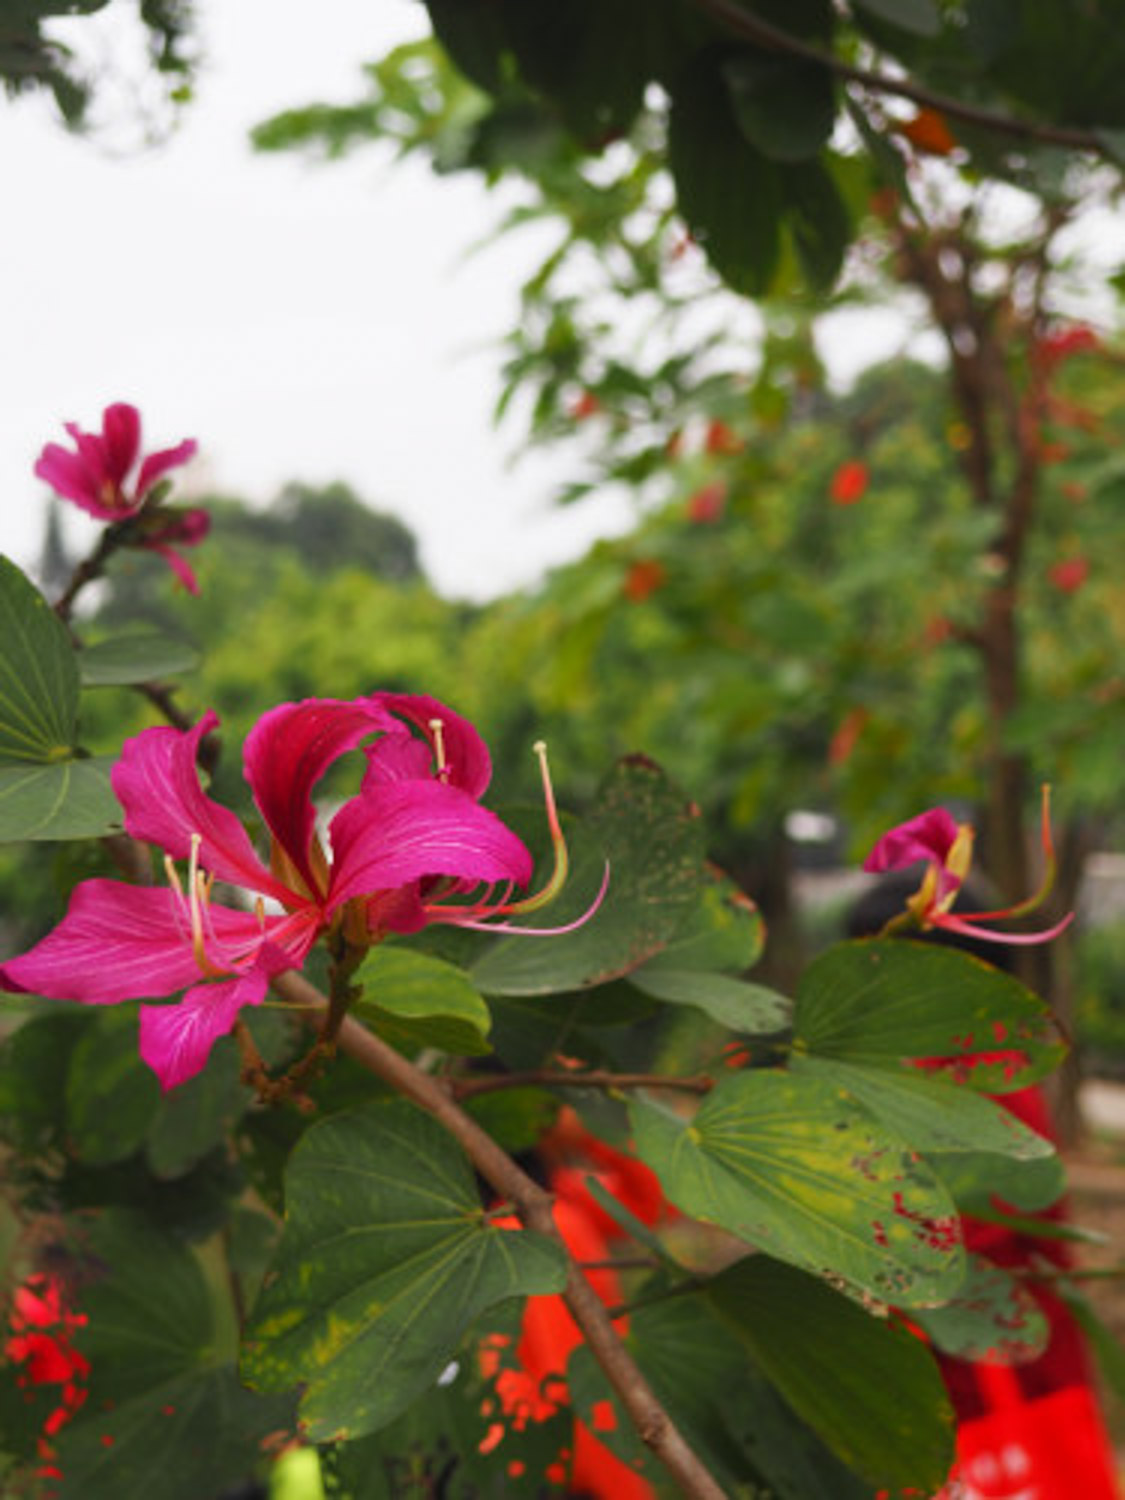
top-left (724, 50), bottom-right (836, 162)
top-left (242, 1098), bottom-right (567, 1441)
top-left (792, 940), bottom-right (1066, 1091)
top-left (472, 756), bottom-right (705, 996)
top-left (56, 1212), bottom-right (292, 1500)
top-left (353, 945), bottom-right (492, 1056)
top-left (784, 157), bottom-right (852, 291)
top-left (629, 966), bottom-right (791, 1034)
top-left (0, 555), bottom-right (77, 761)
top-left (0, 1008), bottom-right (93, 1152)
top-left (78, 631), bottom-right (201, 686)
top-left (629, 1072), bottom-right (965, 1305)
top-left (638, 867), bottom-right (764, 975)
top-left (912, 1255), bottom-right (1049, 1363)
top-left (791, 1054), bottom-right (1056, 1158)
top-left (708, 1256), bottom-right (954, 1493)
top-left (669, 50), bottom-right (783, 296)
top-left (66, 1006), bottom-right (162, 1165)
top-left (0, 756), bottom-right (121, 840)
top-left (146, 1039), bottom-right (248, 1179)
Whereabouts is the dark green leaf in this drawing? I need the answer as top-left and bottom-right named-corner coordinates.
top-left (0, 555), bottom-right (77, 761)
top-left (708, 1255), bottom-right (954, 1491)
top-left (66, 1007), bottom-right (162, 1165)
top-left (0, 757), bottom-right (121, 841)
top-left (933, 1148), bottom-right (1067, 1215)
top-left (791, 1054), bottom-right (1056, 1158)
top-left (724, 50), bottom-right (836, 162)
top-left (669, 50), bottom-right (783, 295)
top-left (0, 1009), bottom-right (93, 1152)
top-left (354, 946), bottom-right (492, 1056)
top-left (78, 631), bottom-right (201, 687)
top-left (472, 756), bottom-right (705, 995)
top-left (639, 867), bottom-right (764, 975)
top-left (630, 966), bottom-right (791, 1034)
top-left (793, 940), bottom-right (1066, 1091)
top-left (242, 1099), bottom-right (567, 1441)
top-left (630, 1072), bottom-right (965, 1305)
top-left (146, 1039), bottom-right (247, 1179)
top-left (912, 1255), bottom-right (1049, 1363)
top-left (853, 0), bottom-right (940, 36)
top-left (784, 157), bottom-right (852, 290)
top-left (425, 0), bottom-right (509, 94)
top-left (57, 1212), bottom-right (291, 1500)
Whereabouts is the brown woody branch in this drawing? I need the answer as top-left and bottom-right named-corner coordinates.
top-left (272, 970), bottom-right (727, 1500)
top-left (693, 0), bottom-right (1111, 156)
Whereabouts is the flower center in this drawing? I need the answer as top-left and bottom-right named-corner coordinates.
top-left (164, 833), bottom-right (228, 979)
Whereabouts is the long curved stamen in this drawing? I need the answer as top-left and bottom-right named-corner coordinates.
top-left (443, 860), bottom-right (611, 935)
top-left (500, 741), bottom-right (570, 918)
top-left (187, 834), bottom-right (228, 979)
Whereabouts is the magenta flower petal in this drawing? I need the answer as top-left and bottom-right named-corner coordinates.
top-left (327, 779), bottom-right (533, 911)
top-left (372, 693), bottom-right (493, 797)
top-left (135, 437), bottom-right (198, 501)
top-left (100, 403), bottom-right (141, 484)
top-left (144, 542), bottom-right (200, 594)
top-left (864, 808), bottom-right (961, 876)
top-left (244, 697), bottom-right (397, 896)
top-left (0, 881), bottom-right (219, 1003)
top-left (139, 970), bottom-right (269, 1090)
top-left (33, 443), bottom-right (116, 520)
top-left (112, 714), bottom-right (293, 903)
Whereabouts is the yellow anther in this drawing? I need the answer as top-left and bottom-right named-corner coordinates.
top-left (429, 717), bottom-right (448, 776)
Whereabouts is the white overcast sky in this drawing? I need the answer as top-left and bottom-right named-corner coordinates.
top-left (1, 0), bottom-right (938, 601)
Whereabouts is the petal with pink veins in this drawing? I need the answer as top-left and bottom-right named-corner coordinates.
top-left (139, 970), bottom-right (270, 1090)
top-left (112, 715), bottom-right (294, 903)
top-left (327, 778), bottom-right (533, 912)
top-left (0, 881), bottom-right (264, 1003)
top-left (100, 403), bottom-right (141, 483)
top-left (373, 692), bottom-right (493, 797)
top-left (244, 697), bottom-right (396, 896)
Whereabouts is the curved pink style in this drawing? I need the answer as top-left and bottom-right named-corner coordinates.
top-left (34, 401), bottom-right (204, 590)
top-left (0, 695), bottom-right (533, 1090)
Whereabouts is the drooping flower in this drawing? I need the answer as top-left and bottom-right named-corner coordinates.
top-left (35, 401), bottom-right (208, 591)
top-left (863, 794), bottom-right (1073, 947)
top-left (0, 694), bottom-right (572, 1090)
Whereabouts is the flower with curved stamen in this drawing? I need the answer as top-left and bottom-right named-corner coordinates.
top-left (0, 693), bottom-right (570, 1090)
top-left (863, 791), bottom-right (1073, 946)
top-left (35, 401), bottom-right (207, 591)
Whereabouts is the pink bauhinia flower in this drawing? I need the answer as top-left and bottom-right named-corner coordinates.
top-left (863, 792), bottom-right (1073, 946)
top-left (35, 401), bottom-right (208, 591)
top-left (0, 694), bottom-right (579, 1091)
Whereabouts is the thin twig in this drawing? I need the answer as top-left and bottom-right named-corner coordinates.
top-left (450, 1068), bottom-right (714, 1102)
top-left (272, 970), bottom-right (727, 1500)
top-left (693, 0), bottom-right (1111, 156)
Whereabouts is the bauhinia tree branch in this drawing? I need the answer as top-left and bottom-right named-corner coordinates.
top-left (448, 1067), bottom-right (715, 1102)
top-left (693, 0), bottom-right (1112, 158)
top-left (273, 969), bottom-right (728, 1500)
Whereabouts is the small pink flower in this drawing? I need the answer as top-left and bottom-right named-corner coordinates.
top-left (864, 796), bottom-right (1072, 947)
top-left (35, 401), bottom-right (207, 590)
top-left (0, 694), bottom-right (588, 1090)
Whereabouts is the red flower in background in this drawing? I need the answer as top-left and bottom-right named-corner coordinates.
top-left (703, 419), bottom-right (744, 456)
top-left (1035, 325), bottom-right (1099, 370)
top-left (687, 481), bottom-right (727, 524)
top-left (623, 559), bottom-right (666, 602)
top-left (569, 391), bottom-right (602, 421)
top-left (895, 108), bottom-right (957, 156)
top-left (35, 402), bottom-right (208, 592)
top-left (830, 459), bottom-right (869, 505)
top-left (6, 1273), bottom-right (90, 1477)
top-left (1048, 556), bottom-right (1089, 594)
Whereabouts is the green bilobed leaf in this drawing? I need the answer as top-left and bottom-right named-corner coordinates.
top-left (791, 1054), bottom-right (1055, 1158)
top-left (669, 51), bottom-right (783, 296)
top-left (241, 1099), bottom-right (567, 1441)
top-left (724, 50), bottom-right (836, 162)
top-left (630, 1072), bottom-right (965, 1305)
top-left (708, 1256), bottom-right (954, 1492)
top-left (66, 1007), bottom-right (162, 1165)
top-left (472, 757), bottom-right (705, 996)
top-left (0, 556), bottom-right (78, 761)
top-left (630, 967), bottom-right (791, 1034)
top-left (912, 1255), bottom-right (1048, 1364)
top-left (0, 757), bottom-right (121, 840)
top-left (852, 0), bottom-right (940, 35)
top-left (793, 940), bottom-right (1066, 1091)
top-left (57, 1212), bottom-right (291, 1500)
top-left (0, 1009), bottom-right (93, 1152)
top-left (353, 945), bottom-right (492, 1055)
top-left (640, 868), bottom-right (764, 975)
top-left (933, 1147), bottom-right (1067, 1216)
top-left (146, 1040), bottom-right (247, 1179)
top-left (784, 157), bottom-right (852, 291)
top-left (78, 631), bottom-right (201, 686)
